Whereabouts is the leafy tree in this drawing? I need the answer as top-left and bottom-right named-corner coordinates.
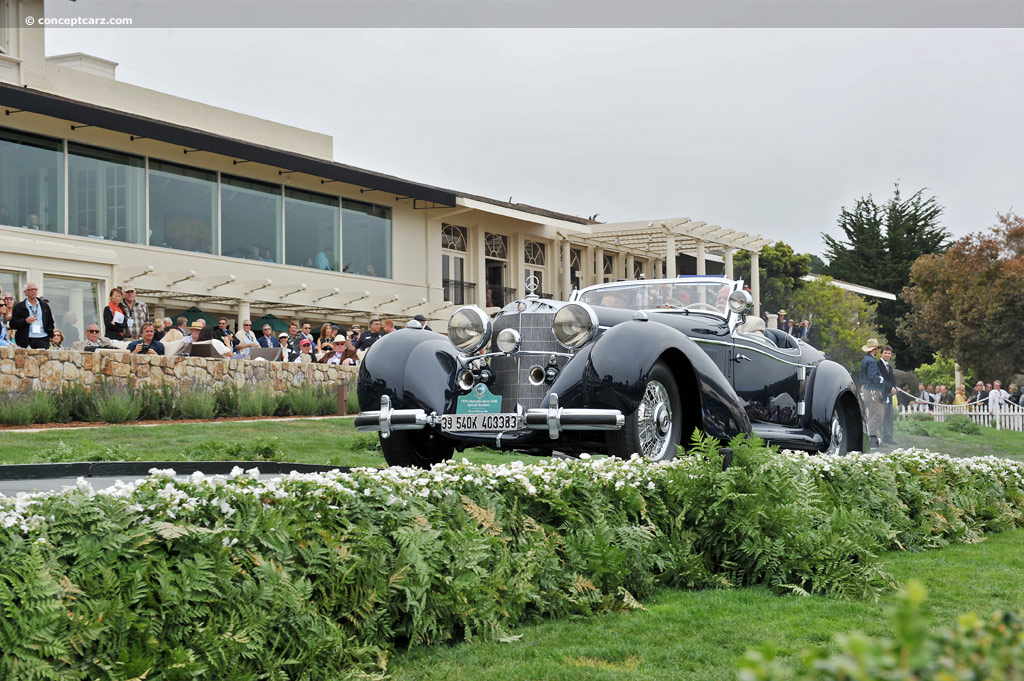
top-left (785, 276), bottom-right (881, 372)
top-left (822, 184), bottom-right (951, 368)
top-left (899, 212), bottom-right (1024, 380)
top-left (912, 352), bottom-right (957, 389)
top-left (734, 241), bottom-right (811, 316)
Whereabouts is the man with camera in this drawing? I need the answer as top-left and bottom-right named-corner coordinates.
top-left (126, 322), bottom-right (165, 356)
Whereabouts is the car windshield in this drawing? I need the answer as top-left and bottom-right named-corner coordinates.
top-left (578, 280), bottom-right (734, 316)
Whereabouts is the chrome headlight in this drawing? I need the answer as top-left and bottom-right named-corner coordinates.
top-left (552, 303), bottom-right (598, 349)
top-left (728, 289), bottom-right (753, 313)
top-left (496, 328), bottom-right (521, 354)
top-left (448, 306), bottom-right (492, 354)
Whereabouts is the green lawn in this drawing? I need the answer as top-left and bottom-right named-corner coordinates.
top-left (889, 416), bottom-right (1024, 461)
top-left (0, 417), bottom-right (546, 468)
top-left (389, 528), bottom-right (1024, 681)
top-left (1, 413), bottom-right (1022, 466)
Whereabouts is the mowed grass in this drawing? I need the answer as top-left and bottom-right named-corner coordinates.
top-left (0, 417), bottom-right (546, 468)
top-left (889, 416), bottom-right (1024, 462)
top-left (389, 528), bottom-right (1024, 681)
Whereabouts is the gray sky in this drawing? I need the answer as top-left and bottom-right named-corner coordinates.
top-left (45, 27), bottom-right (1023, 256)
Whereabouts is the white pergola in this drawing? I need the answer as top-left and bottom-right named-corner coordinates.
top-left (559, 217), bottom-right (774, 317)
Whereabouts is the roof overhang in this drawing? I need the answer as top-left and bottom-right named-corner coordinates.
top-left (802, 275), bottom-right (897, 301)
top-left (584, 217), bottom-right (774, 255)
top-left (0, 83), bottom-right (457, 207)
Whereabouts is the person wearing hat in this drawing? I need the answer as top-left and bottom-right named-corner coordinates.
top-left (413, 314), bottom-right (432, 331)
top-left (859, 338), bottom-right (885, 448)
top-left (183, 320), bottom-right (204, 346)
top-left (294, 337), bottom-right (314, 363)
top-left (121, 284), bottom-right (148, 340)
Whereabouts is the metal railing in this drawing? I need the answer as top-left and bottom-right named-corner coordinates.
top-left (442, 279), bottom-right (477, 306)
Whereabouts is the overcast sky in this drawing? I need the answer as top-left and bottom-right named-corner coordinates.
top-left (45, 27), bottom-right (1023, 256)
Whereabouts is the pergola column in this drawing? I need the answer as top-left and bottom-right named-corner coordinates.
top-left (665, 233), bottom-right (677, 278)
top-left (723, 249), bottom-right (734, 280)
top-left (750, 250), bottom-right (760, 318)
top-left (625, 253), bottom-right (635, 280)
top-left (595, 247), bottom-right (604, 283)
top-left (561, 239), bottom-right (571, 299)
top-left (695, 241), bottom-right (706, 275)
top-left (237, 300), bottom-right (251, 332)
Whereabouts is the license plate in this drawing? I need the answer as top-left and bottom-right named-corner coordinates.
top-left (439, 413), bottom-right (521, 432)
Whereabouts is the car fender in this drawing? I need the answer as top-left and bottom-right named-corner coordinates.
top-left (357, 329), bottom-right (458, 415)
top-left (806, 359), bottom-right (865, 450)
top-left (579, 320), bottom-right (751, 440)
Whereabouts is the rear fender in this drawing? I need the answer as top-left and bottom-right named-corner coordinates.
top-left (806, 360), bottom-right (865, 451)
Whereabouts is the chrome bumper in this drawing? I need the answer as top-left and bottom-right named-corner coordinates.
top-left (354, 394), bottom-right (625, 440)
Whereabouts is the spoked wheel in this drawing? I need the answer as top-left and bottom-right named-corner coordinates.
top-left (380, 429), bottom-right (455, 469)
top-left (823, 402), bottom-right (850, 457)
top-left (607, 361), bottom-right (682, 462)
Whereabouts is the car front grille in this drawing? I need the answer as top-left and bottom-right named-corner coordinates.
top-left (489, 308), bottom-right (568, 412)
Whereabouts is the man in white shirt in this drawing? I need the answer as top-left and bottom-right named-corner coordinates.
top-left (233, 319), bottom-right (260, 359)
top-left (988, 380), bottom-right (1010, 413)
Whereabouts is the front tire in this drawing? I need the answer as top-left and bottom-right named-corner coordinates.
top-left (822, 401), bottom-right (850, 456)
top-left (607, 360), bottom-right (682, 462)
top-left (380, 429), bottom-right (455, 468)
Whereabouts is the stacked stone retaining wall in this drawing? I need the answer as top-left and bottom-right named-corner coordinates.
top-left (0, 347), bottom-right (358, 394)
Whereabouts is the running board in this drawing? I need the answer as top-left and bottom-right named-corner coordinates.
top-left (750, 424), bottom-right (825, 451)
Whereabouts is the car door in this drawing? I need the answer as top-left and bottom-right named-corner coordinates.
top-left (730, 330), bottom-right (804, 426)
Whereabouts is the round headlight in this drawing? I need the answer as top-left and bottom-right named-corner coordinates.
top-left (496, 328), bottom-right (521, 354)
top-left (728, 289), bottom-right (753, 313)
top-left (552, 303), bottom-right (598, 349)
top-left (448, 306), bottom-right (492, 354)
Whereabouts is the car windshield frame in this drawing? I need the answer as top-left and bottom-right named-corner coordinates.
top-left (575, 278), bottom-right (740, 320)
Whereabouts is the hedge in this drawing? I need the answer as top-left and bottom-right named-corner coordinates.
top-left (1, 436), bottom-right (1023, 679)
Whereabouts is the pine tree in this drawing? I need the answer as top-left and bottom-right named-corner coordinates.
top-left (822, 184), bottom-right (950, 368)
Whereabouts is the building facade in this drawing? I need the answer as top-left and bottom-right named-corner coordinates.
top-left (0, 0), bottom-right (767, 340)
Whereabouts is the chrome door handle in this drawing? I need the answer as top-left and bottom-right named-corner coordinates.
top-left (733, 354), bottom-right (751, 362)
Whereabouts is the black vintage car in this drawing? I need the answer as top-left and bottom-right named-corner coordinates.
top-left (356, 277), bottom-right (864, 467)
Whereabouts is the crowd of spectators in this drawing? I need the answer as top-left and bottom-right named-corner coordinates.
top-left (0, 281), bottom-right (432, 367)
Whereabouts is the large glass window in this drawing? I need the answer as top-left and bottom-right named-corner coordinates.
top-left (285, 188), bottom-right (338, 270)
top-left (0, 128), bottom-right (63, 233)
top-left (0, 270), bottom-right (19, 300)
top-left (41, 275), bottom-right (100, 346)
top-left (222, 174), bottom-right (281, 263)
top-left (68, 143), bottom-right (145, 243)
top-left (149, 160), bottom-right (217, 254)
top-left (342, 199), bottom-right (391, 278)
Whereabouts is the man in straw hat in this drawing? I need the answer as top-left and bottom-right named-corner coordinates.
top-left (859, 338), bottom-right (885, 448)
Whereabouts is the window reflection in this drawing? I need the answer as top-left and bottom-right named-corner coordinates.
top-left (0, 128), bottom-right (63, 233)
top-left (41, 275), bottom-right (100, 346)
top-left (149, 160), bottom-right (217, 254)
top-left (222, 175), bottom-right (281, 263)
top-left (68, 143), bottom-right (145, 243)
top-left (285, 188), bottom-right (338, 270)
top-left (342, 199), bottom-right (390, 278)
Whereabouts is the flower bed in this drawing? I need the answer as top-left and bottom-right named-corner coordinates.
top-left (2, 438), bottom-right (1023, 679)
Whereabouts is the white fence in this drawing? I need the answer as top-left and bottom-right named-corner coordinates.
top-left (899, 402), bottom-right (1024, 432)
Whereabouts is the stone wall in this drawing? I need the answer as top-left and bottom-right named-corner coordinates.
top-left (0, 347), bottom-right (358, 394)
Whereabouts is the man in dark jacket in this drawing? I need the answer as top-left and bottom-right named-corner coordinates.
top-left (877, 345), bottom-right (897, 445)
top-left (9, 282), bottom-right (54, 348)
top-left (859, 338), bottom-right (885, 448)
